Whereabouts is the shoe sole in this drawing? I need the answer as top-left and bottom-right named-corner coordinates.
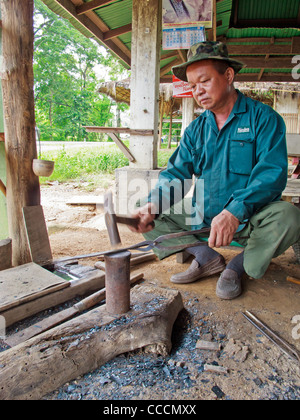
top-left (171, 262), bottom-right (226, 284)
top-left (216, 288), bottom-right (242, 300)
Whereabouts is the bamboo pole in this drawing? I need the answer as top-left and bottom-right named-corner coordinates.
top-left (1, 0), bottom-right (40, 266)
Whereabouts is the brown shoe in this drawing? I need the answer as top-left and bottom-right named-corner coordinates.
top-left (170, 255), bottom-right (226, 284)
top-left (216, 269), bottom-right (242, 300)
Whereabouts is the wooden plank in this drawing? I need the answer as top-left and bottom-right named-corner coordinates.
top-left (84, 126), bottom-right (154, 136)
top-left (108, 132), bottom-right (135, 162)
top-left (103, 23), bottom-right (132, 41)
top-left (76, 0), bottom-right (117, 15)
top-left (236, 56), bottom-right (295, 68)
top-left (227, 44), bottom-right (296, 55)
top-left (0, 263), bottom-right (69, 313)
top-left (0, 239), bottom-right (12, 271)
top-left (23, 206), bottom-right (53, 266)
top-left (66, 195), bottom-right (104, 207)
top-left (1, 270), bottom-right (105, 327)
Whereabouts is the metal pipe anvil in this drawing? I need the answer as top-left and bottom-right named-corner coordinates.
top-left (104, 250), bottom-right (131, 315)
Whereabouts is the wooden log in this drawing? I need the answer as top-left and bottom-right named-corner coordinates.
top-left (1, 0), bottom-right (40, 266)
top-left (0, 238), bottom-right (12, 271)
top-left (0, 285), bottom-right (183, 400)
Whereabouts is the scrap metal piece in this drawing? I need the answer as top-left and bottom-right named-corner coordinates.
top-left (242, 311), bottom-right (300, 363)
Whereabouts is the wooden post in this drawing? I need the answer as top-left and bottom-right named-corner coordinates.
top-left (181, 98), bottom-right (195, 136)
top-left (168, 103), bottom-right (173, 149)
top-left (130, 0), bottom-right (161, 169)
top-left (1, 0), bottom-right (40, 266)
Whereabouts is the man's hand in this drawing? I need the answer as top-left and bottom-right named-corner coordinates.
top-left (128, 202), bottom-right (157, 234)
top-left (209, 210), bottom-right (240, 248)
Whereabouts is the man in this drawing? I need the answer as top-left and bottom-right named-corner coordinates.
top-left (130, 41), bottom-right (300, 300)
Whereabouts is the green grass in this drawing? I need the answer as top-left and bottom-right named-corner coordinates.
top-left (40, 144), bottom-right (175, 186)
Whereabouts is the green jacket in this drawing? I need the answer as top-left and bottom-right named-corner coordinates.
top-left (149, 90), bottom-right (288, 229)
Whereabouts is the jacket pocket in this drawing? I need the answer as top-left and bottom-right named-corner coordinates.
top-left (229, 138), bottom-right (254, 175)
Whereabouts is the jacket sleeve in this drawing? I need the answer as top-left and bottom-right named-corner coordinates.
top-left (224, 108), bottom-right (288, 222)
top-left (147, 128), bottom-right (195, 214)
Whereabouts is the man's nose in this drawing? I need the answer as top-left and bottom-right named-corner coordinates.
top-left (194, 83), bottom-right (205, 95)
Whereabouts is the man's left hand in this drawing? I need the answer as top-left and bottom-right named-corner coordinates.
top-left (209, 210), bottom-right (240, 248)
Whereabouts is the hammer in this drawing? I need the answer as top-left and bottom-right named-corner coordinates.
top-left (104, 191), bottom-right (154, 246)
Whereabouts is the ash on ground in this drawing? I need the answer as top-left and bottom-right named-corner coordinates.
top-left (42, 291), bottom-right (300, 401)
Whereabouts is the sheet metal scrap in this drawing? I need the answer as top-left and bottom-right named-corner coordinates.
top-left (242, 311), bottom-right (300, 364)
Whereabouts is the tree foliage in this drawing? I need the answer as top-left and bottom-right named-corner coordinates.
top-left (34, 0), bottom-right (129, 141)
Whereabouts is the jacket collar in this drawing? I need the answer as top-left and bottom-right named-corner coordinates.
top-left (203, 89), bottom-right (247, 131)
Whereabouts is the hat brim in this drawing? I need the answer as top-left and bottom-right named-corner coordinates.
top-left (172, 56), bottom-right (245, 82)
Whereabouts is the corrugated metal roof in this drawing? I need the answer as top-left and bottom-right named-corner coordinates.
top-left (237, 0), bottom-right (299, 21)
top-left (40, 0), bottom-right (300, 82)
top-left (40, 0), bottom-right (94, 39)
top-left (226, 27), bottom-right (300, 39)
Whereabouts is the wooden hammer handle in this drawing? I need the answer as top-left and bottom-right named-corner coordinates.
top-left (115, 215), bottom-right (155, 230)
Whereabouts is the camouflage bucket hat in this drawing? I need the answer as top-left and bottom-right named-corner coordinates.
top-left (172, 41), bottom-right (245, 82)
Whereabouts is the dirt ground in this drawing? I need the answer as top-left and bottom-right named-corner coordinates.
top-left (36, 182), bottom-right (300, 400)
top-left (2, 182), bottom-right (299, 401)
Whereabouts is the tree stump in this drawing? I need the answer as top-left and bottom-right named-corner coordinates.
top-left (0, 284), bottom-right (184, 400)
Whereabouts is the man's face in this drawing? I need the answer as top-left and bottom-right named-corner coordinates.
top-left (186, 60), bottom-right (234, 113)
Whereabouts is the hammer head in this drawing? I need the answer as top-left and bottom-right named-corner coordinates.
top-left (104, 192), bottom-right (121, 246)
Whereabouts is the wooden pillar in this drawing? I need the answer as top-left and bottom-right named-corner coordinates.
top-left (1, 0), bottom-right (40, 266)
top-left (168, 103), bottom-right (173, 149)
top-left (181, 98), bottom-right (195, 136)
top-left (130, 0), bottom-right (162, 169)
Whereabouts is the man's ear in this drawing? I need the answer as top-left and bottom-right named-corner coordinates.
top-left (226, 67), bottom-right (235, 85)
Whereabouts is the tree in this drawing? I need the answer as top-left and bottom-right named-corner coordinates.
top-left (33, 0), bottom-right (129, 141)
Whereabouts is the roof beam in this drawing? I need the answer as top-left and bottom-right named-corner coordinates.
top-left (104, 23), bottom-right (132, 41)
top-left (51, 0), bottom-right (131, 67)
top-left (160, 58), bottom-right (182, 77)
top-left (161, 73), bottom-right (297, 83)
top-left (76, 0), bottom-right (117, 15)
top-left (234, 18), bottom-right (299, 28)
top-left (227, 43), bottom-right (299, 55)
top-left (235, 56), bottom-right (295, 69)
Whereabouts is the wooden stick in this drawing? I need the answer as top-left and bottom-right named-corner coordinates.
top-left (5, 273), bottom-right (144, 347)
top-left (0, 179), bottom-right (6, 197)
top-left (287, 276), bottom-right (300, 286)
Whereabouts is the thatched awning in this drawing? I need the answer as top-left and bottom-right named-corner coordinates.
top-left (98, 80), bottom-right (184, 116)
